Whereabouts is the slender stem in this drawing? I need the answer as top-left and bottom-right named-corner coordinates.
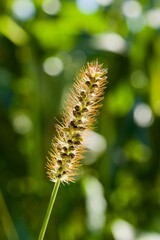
top-left (38, 179), bottom-right (61, 240)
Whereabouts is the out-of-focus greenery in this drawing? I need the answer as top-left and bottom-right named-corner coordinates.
top-left (0, 0), bottom-right (160, 240)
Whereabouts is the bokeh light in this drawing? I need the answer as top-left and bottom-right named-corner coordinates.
top-left (43, 57), bottom-right (64, 76)
top-left (112, 219), bottom-right (135, 240)
top-left (133, 103), bottom-right (153, 128)
top-left (76, 0), bottom-right (98, 15)
top-left (83, 131), bottom-right (107, 164)
top-left (126, 16), bottom-right (145, 33)
top-left (84, 131), bottom-right (107, 155)
top-left (130, 70), bottom-right (148, 89)
top-left (146, 8), bottom-right (160, 29)
top-left (42, 0), bottom-right (61, 15)
top-left (92, 33), bottom-right (127, 54)
top-left (137, 233), bottom-right (160, 240)
top-left (12, 0), bottom-right (36, 21)
top-left (122, 0), bottom-right (142, 19)
top-left (83, 177), bottom-right (107, 231)
top-left (97, 0), bottom-right (113, 7)
top-left (12, 113), bottom-right (33, 135)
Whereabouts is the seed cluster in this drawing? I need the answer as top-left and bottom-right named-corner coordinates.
top-left (47, 61), bottom-right (108, 183)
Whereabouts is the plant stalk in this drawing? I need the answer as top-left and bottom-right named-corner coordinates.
top-left (38, 179), bottom-right (61, 240)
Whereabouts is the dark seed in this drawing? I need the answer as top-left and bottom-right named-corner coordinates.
top-left (69, 146), bottom-right (74, 151)
top-left (69, 153), bottom-right (75, 158)
top-left (68, 139), bottom-right (73, 144)
top-left (75, 105), bottom-right (80, 111)
top-left (85, 81), bottom-right (91, 86)
top-left (61, 153), bottom-right (68, 157)
top-left (57, 145), bottom-right (61, 150)
top-left (57, 160), bottom-right (62, 165)
top-left (63, 147), bottom-right (68, 152)
top-left (81, 91), bottom-right (86, 98)
top-left (95, 77), bottom-right (101, 82)
top-left (73, 110), bottom-right (81, 117)
top-left (90, 76), bottom-right (95, 81)
top-left (77, 119), bottom-right (82, 124)
top-left (70, 120), bottom-right (75, 126)
top-left (74, 133), bottom-right (81, 138)
top-left (74, 140), bottom-right (81, 145)
top-left (92, 83), bottom-right (98, 88)
top-left (70, 120), bottom-right (77, 128)
top-left (78, 96), bottom-right (83, 101)
top-left (78, 126), bottom-right (85, 131)
top-left (82, 108), bottom-right (88, 113)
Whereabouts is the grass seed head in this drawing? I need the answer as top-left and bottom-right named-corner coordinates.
top-left (47, 60), bottom-right (108, 184)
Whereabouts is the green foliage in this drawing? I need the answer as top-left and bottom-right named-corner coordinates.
top-left (0, 0), bottom-right (160, 239)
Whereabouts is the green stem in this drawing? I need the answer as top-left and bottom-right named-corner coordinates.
top-left (38, 179), bottom-right (61, 240)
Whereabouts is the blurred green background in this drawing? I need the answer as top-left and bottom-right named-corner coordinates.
top-left (0, 0), bottom-right (160, 239)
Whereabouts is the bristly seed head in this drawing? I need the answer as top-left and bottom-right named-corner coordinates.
top-left (47, 60), bottom-right (108, 184)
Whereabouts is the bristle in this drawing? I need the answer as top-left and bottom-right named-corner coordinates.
top-left (47, 60), bottom-right (108, 184)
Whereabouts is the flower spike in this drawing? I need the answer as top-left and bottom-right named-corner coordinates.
top-left (47, 60), bottom-right (108, 184)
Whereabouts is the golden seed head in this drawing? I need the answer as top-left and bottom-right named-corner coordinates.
top-left (47, 60), bottom-right (108, 184)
